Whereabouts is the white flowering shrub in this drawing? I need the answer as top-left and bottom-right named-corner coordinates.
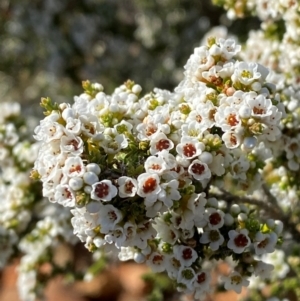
top-left (1, 1), bottom-right (300, 301)
top-left (29, 36), bottom-right (287, 300)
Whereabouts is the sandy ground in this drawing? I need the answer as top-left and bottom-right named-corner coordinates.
top-left (0, 259), bottom-right (247, 301)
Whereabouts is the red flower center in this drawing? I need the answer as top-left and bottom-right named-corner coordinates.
top-left (227, 113), bottom-right (238, 126)
top-left (95, 183), bottom-right (109, 198)
top-left (108, 210), bottom-right (117, 221)
top-left (183, 143), bottom-right (196, 157)
top-left (153, 255), bottom-right (163, 264)
top-left (197, 272), bottom-right (206, 284)
top-left (191, 163), bottom-right (205, 175)
top-left (209, 212), bottom-right (221, 225)
top-left (253, 106), bottom-right (265, 115)
top-left (125, 181), bottom-right (134, 194)
top-left (234, 234), bottom-right (249, 247)
top-left (69, 164), bottom-right (82, 174)
top-left (156, 139), bottom-right (170, 151)
top-left (143, 177), bottom-right (157, 193)
top-left (182, 248), bottom-right (193, 260)
top-left (230, 134), bottom-right (237, 145)
top-left (258, 238), bottom-right (269, 249)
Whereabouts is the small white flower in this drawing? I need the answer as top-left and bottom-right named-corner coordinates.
top-left (177, 267), bottom-right (196, 289)
top-left (158, 179), bottom-right (181, 207)
top-left (253, 260), bottom-right (274, 279)
top-left (105, 226), bottom-right (126, 248)
top-left (218, 38), bottom-right (241, 59)
top-left (101, 134), bottom-right (128, 154)
top-left (54, 184), bottom-right (75, 207)
top-left (144, 156), bottom-right (168, 175)
top-left (60, 134), bottom-right (84, 155)
top-left (153, 215), bottom-right (179, 244)
top-left (117, 176), bottom-right (138, 198)
top-left (188, 160), bottom-right (211, 181)
top-left (232, 62), bottom-right (261, 86)
top-left (227, 229), bottom-right (251, 254)
top-left (193, 270), bottom-right (211, 293)
top-left (146, 251), bottom-right (167, 273)
top-left (246, 94), bottom-right (273, 118)
top-left (91, 180), bottom-right (118, 202)
top-left (223, 271), bottom-right (249, 293)
top-left (149, 132), bottom-right (174, 155)
top-left (254, 232), bottom-right (278, 255)
top-left (137, 173), bottom-right (161, 205)
top-left (176, 137), bottom-right (205, 159)
top-left (200, 229), bottom-right (224, 251)
top-left (204, 208), bottom-right (225, 230)
top-left (173, 245), bottom-right (198, 267)
top-left (62, 157), bottom-right (86, 178)
top-left (97, 204), bottom-right (123, 234)
top-left (222, 130), bottom-right (243, 149)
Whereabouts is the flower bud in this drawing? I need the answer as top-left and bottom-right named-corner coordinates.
top-left (69, 177), bottom-right (83, 191)
top-left (83, 171), bottom-right (99, 185)
top-left (238, 213), bottom-right (248, 223)
top-left (132, 84), bottom-right (142, 94)
top-left (134, 252), bottom-right (146, 263)
top-left (86, 201), bottom-right (101, 213)
top-left (230, 204), bottom-right (241, 215)
top-left (274, 220), bottom-right (283, 235)
top-left (224, 213), bottom-right (234, 226)
top-left (266, 219), bottom-right (275, 229)
top-left (86, 163), bottom-right (101, 175)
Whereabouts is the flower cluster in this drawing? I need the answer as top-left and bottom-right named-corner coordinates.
top-left (33, 37), bottom-right (285, 299)
top-left (0, 101), bottom-right (83, 301)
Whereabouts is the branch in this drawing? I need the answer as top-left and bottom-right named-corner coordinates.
top-left (209, 188), bottom-right (300, 242)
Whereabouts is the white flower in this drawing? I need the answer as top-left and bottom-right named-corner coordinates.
top-left (149, 132), bottom-right (174, 155)
top-left (254, 232), bottom-right (278, 255)
top-left (253, 260), bottom-right (274, 279)
top-left (65, 117), bottom-right (82, 135)
top-left (222, 130), bottom-right (243, 149)
top-left (232, 62), bottom-right (261, 86)
top-left (215, 106), bottom-right (241, 131)
top-left (137, 173), bottom-right (161, 205)
top-left (105, 226), bottom-right (126, 248)
top-left (246, 94), bottom-right (273, 118)
top-left (227, 229), bottom-right (251, 254)
top-left (223, 271), bottom-right (249, 293)
top-left (34, 112), bottom-right (64, 142)
top-left (62, 157), bottom-right (86, 178)
top-left (60, 134), bottom-right (84, 155)
top-left (188, 160), bottom-right (211, 181)
top-left (261, 250), bottom-right (289, 279)
top-left (117, 176), bottom-right (138, 198)
top-left (173, 245), bottom-right (198, 267)
top-left (91, 180), bottom-right (118, 202)
top-left (176, 137), bottom-right (205, 159)
top-left (153, 215), bottom-right (179, 244)
top-left (146, 251), bottom-right (167, 273)
top-left (158, 179), bottom-right (181, 207)
top-left (101, 134), bottom-right (128, 154)
top-left (177, 267), bottom-right (196, 289)
top-left (218, 38), bottom-right (241, 59)
top-left (193, 270), bottom-right (211, 294)
top-left (200, 229), bottom-right (224, 251)
top-left (204, 208), bottom-right (225, 230)
top-left (54, 184), bottom-right (75, 207)
top-left (97, 204), bottom-right (123, 234)
top-left (144, 155), bottom-right (168, 175)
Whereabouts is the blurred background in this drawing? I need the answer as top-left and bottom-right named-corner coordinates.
top-left (0, 0), bottom-right (260, 114)
top-left (0, 0), bottom-right (261, 300)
